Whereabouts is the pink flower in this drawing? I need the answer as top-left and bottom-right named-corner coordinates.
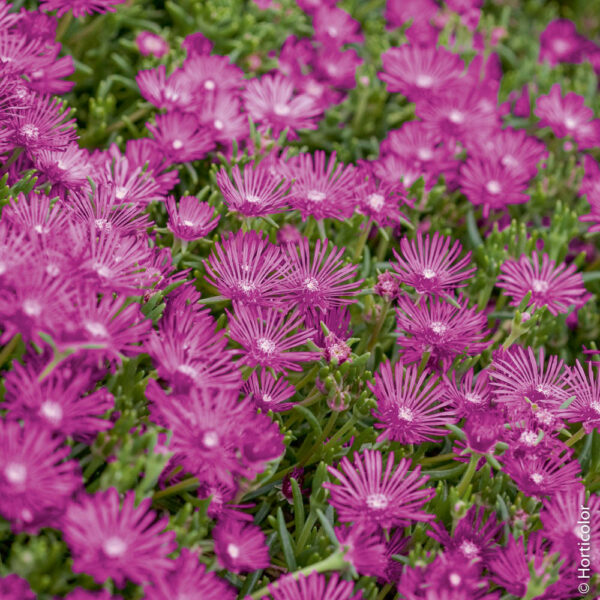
top-left (227, 306), bottom-right (318, 373)
top-left (459, 157), bottom-right (529, 217)
top-left (539, 20), bottom-right (587, 66)
top-left (203, 230), bottom-right (285, 307)
top-left (534, 84), bottom-right (596, 147)
top-left (3, 361), bottom-right (114, 441)
top-left (565, 361), bottom-right (600, 434)
top-left (379, 45), bottom-right (464, 101)
top-left (242, 368), bottom-right (296, 412)
top-left (216, 162), bottom-right (289, 217)
top-left (279, 237), bottom-right (361, 311)
top-left (62, 488), bottom-right (176, 586)
top-left (243, 73), bottom-right (322, 138)
top-left (136, 31), bottom-right (169, 57)
top-left (395, 295), bottom-right (490, 370)
top-left (280, 150), bottom-right (357, 220)
top-left (313, 43), bottom-right (363, 90)
top-left (166, 195), bottom-right (219, 241)
top-left (579, 154), bottom-right (600, 232)
top-left (213, 518), bottom-right (270, 573)
top-left (323, 449), bottom-right (434, 529)
top-left (444, 368), bottom-right (491, 417)
top-left (261, 572), bottom-right (363, 600)
top-left (145, 548), bottom-right (236, 599)
top-left (368, 361), bottom-right (456, 444)
top-left (40, 0), bottom-right (125, 17)
top-left (0, 575), bottom-right (35, 600)
top-left (384, 0), bottom-right (438, 29)
top-left (497, 251), bottom-right (590, 316)
top-left (354, 168), bottom-right (408, 228)
top-left (501, 447), bottom-right (582, 498)
top-left (136, 65), bottom-right (195, 111)
top-left (391, 232), bottom-right (475, 297)
top-left (335, 525), bottom-right (387, 577)
top-left (0, 420), bottom-right (81, 533)
top-left (313, 6), bottom-right (364, 46)
top-left (489, 346), bottom-right (570, 413)
top-left (146, 111), bottom-right (214, 164)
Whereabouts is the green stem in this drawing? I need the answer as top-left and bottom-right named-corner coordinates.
top-left (456, 453), bottom-right (479, 497)
top-left (249, 551), bottom-right (347, 600)
top-left (38, 349), bottom-right (77, 381)
top-left (298, 410), bottom-right (338, 465)
top-left (365, 300), bottom-right (391, 353)
top-left (293, 365), bottom-right (319, 391)
top-left (153, 476), bottom-right (199, 500)
top-left (376, 583), bottom-right (393, 600)
top-left (1, 147), bottom-right (23, 174)
top-left (565, 425), bottom-right (586, 447)
top-left (303, 217), bottom-right (315, 239)
top-left (352, 221), bottom-right (372, 262)
top-left (0, 333), bottom-right (21, 367)
top-left (56, 11), bottom-right (73, 41)
top-left (419, 452), bottom-right (457, 466)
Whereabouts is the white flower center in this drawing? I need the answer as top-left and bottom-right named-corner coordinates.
top-left (448, 110), bottom-right (465, 124)
top-left (246, 194), bottom-right (262, 204)
top-left (590, 401), bottom-right (600, 414)
top-left (183, 219), bottom-right (195, 227)
top-left (486, 180), bottom-right (501, 194)
top-left (417, 147), bottom-right (433, 161)
top-left (95, 218), bottom-right (112, 232)
top-left (262, 394), bottom-right (273, 403)
top-left (532, 279), bottom-right (549, 293)
top-left (103, 536), bottom-right (127, 557)
top-left (449, 573), bottom-right (462, 587)
top-left (177, 364), bottom-right (197, 378)
top-left (366, 493), bottom-right (389, 509)
top-left (273, 103), bottom-right (291, 116)
top-left (564, 116), bottom-right (577, 130)
top-left (40, 401), bottom-right (63, 425)
top-left (93, 262), bottom-right (112, 278)
top-left (519, 431), bottom-right (538, 445)
top-left (416, 74), bottom-right (434, 88)
top-left (367, 193), bottom-right (385, 211)
top-left (115, 186), bottom-right (128, 200)
top-left (307, 189), bottom-right (326, 203)
top-left (4, 463), bottom-right (27, 485)
top-left (56, 160), bottom-right (67, 170)
top-left (530, 472), bottom-right (544, 484)
top-left (304, 277), bottom-right (319, 291)
top-left (257, 338), bottom-right (276, 354)
top-left (23, 299), bottom-right (42, 316)
top-left (84, 321), bottom-right (108, 338)
top-left (214, 119), bottom-right (224, 130)
top-left (203, 431), bottom-right (219, 448)
top-left (459, 540), bottom-right (479, 557)
top-left (21, 124), bottom-right (39, 139)
top-left (422, 268), bottom-right (436, 279)
top-left (464, 393), bottom-right (482, 404)
top-left (172, 139), bottom-right (183, 150)
top-left (227, 543), bottom-right (240, 559)
top-left (430, 321), bottom-right (447, 335)
top-left (397, 406), bottom-right (414, 421)
top-left (204, 79), bottom-right (216, 91)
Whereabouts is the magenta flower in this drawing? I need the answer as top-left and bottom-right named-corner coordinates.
top-left (243, 72), bottom-right (322, 138)
top-left (242, 368), bottom-right (296, 412)
top-left (261, 572), bottom-right (363, 600)
top-left (565, 360), bottom-right (600, 433)
top-left (496, 251), bottom-right (590, 316)
top-left (444, 368), bottom-right (492, 417)
top-left (166, 195), bottom-right (219, 241)
top-left (213, 518), bottom-right (270, 573)
top-left (459, 157), bottom-right (529, 217)
top-left (216, 162), bottom-right (289, 217)
top-left (392, 232), bottom-right (475, 297)
top-left (323, 449), bottom-right (434, 529)
top-left (40, 0), bottom-right (125, 17)
top-left (540, 488), bottom-right (600, 572)
top-left (395, 295), bottom-right (490, 370)
top-left (146, 111), bottom-right (214, 164)
top-left (145, 548), bottom-right (236, 600)
top-left (62, 488), bottom-right (176, 586)
top-left (501, 447), bottom-right (582, 498)
top-left (198, 90), bottom-right (249, 150)
top-left (335, 525), bottom-right (387, 577)
top-left (489, 346), bottom-right (570, 413)
top-left (136, 65), bottom-right (194, 111)
top-left (182, 54), bottom-right (245, 94)
top-left (279, 237), bottom-right (361, 311)
top-left (354, 169), bottom-right (408, 228)
top-left (368, 361), bottom-right (456, 444)
top-left (0, 575), bottom-right (35, 600)
top-left (0, 420), bottom-right (81, 533)
top-left (203, 230), bottom-right (284, 306)
top-left (34, 142), bottom-right (91, 198)
top-left (227, 306), bottom-right (318, 373)
top-left (8, 95), bottom-right (76, 152)
top-left (313, 6), bottom-right (364, 46)
top-left (534, 84), bottom-right (594, 141)
top-left (580, 154), bottom-right (600, 232)
top-left (3, 361), bottom-right (113, 441)
top-left (136, 31), bottom-right (169, 57)
top-left (379, 45), bottom-right (464, 101)
top-left (428, 506), bottom-right (501, 565)
top-left (281, 150), bottom-right (357, 220)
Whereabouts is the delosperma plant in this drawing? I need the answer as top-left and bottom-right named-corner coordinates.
top-left (1, 0), bottom-right (600, 598)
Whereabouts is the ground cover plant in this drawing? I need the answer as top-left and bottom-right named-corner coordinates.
top-left (1, 0), bottom-right (600, 598)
